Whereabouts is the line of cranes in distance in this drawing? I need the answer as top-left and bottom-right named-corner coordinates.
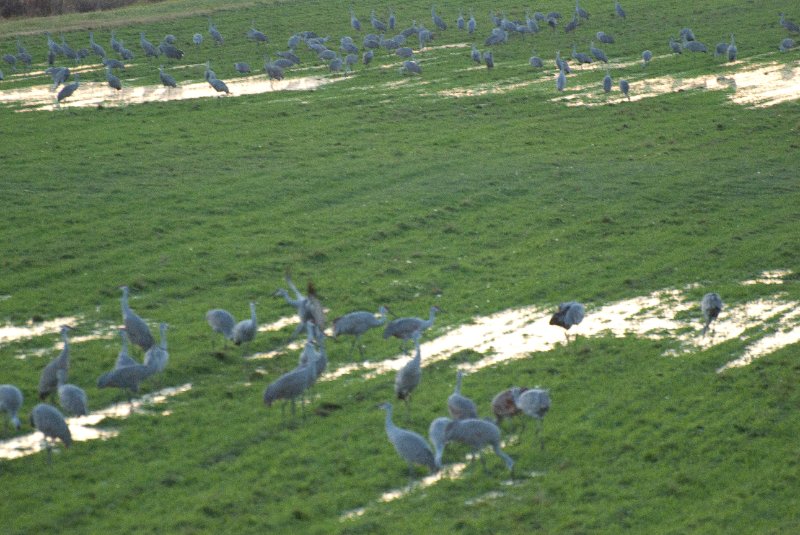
top-left (2, 281), bottom-right (722, 475)
top-left (2, 4), bottom-right (797, 104)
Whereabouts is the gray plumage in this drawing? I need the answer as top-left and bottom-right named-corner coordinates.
top-left (143, 323), bottom-right (169, 374)
top-left (471, 44), bottom-right (482, 64)
top-left (779, 38), bottom-right (796, 52)
top-left (106, 66), bottom-right (122, 91)
top-left (590, 41), bottom-right (608, 63)
top-left (780, 13), bottom-right (800, 34)
top-left (468, 13), bottom-right (476, 34)
top-left (603, 69), bottom-right (612, 93)
top-left (159, 65), bottom-right (177, 88)
top-left (277, 50), bottom-right (301, 65)
top-left (247, 26), bottom-right (268, 43)
top-left (140, 32), bottom-right (160, 57)
top-left (395, 338), bottom-right (422, 408)
top-left (56, 75), bottom-right (79, 103)
top-left (371, 10), bottom-right (387, 32)
top-left (30, 403), bottom-right (72, 463)
top-left (529, 53), bottom-right (544, 68)
top-left (208, 76), bottom-right (230, 94)
top-left (209, 20), bottom-right (224, 45)
top-left (193, 33), bottom-right (203, 46)
top-left (615, 1), bottom-right (626, 19)
top-left (492, 386), bottom-right (529, 424)
top-left (89, 32), bottom-right (106, 58)
top-left (549, 301), bottom-right (585, 337)
top-left (110, 31), bottom-right (122, 53)
top-left (0, 384), bottom-right (23, 431)
top-left (383, 305), bottom-right (441, 352)
top-left (329, 56), bottom-right (343, 74)
top-left (575, 0), bottom-right (589, 20)
top-left (298, 323), bottom-right (327, 381)
top-left (102, 57), bottom-right (125, 70)
top-left (120, 286), bottom-right (155, 350)
top-left (727, 34), bottom-right (737, 62)
top-left (163, 34), bottom-right (176, 44)
top-left (596, 31), bottom-right (615, 44)
top-left (642, 49), bottom-right (652, 66)
top-left (483, 50), bottom-right (494, 69)
top-left (362, 49), bottom-right (374, 65)
top-left (680, 28), bottom-right (696, 42)
top-left (669, 37), bottom-right (682, 54)
top-left (556, 66), bottom-right (567, 92)
top-left (233, 302), bottom-right (257, 347)
top-left (564, 15), bottom-right (578, 34)
top-left (38, 325), bottom-right (71, 401)
top-left (715, 42), bottom-right (729, 57)
top-left (206, 308), bottom-right (235, 342)
top-left (619, 79), bottom-right (630, 100)
top-left (428, 416), bottom-right (451, 467)
top-left (115, 329), bottom-right (138, 369)
top-left (234, 62), bottom-right (251, 74)
top-left (263, 338), bottom-right (318, 419)
top-left (457, 11), bottom-right (465, 30)
top-left (379, 402), bottom-right (438, 476)
top-left (512, 386), bottom-right (551, 449)
top-left (97, 360), bottom-right (155, 398)
top-left (159, 42), bottom-right (184, 60)
top-left (57, 369), bottom-right (88, 417)
top-left (432, 6), bottom-right (447, 31)
top-left (701, 292), bottom-right (723, 336)
top-left (350, 8), bottom-right (361, 31)
top-left (204, 61), bottom-right (217, 82)
top-left (274, 275), bottom-right (324, 340)
top-left (683, 37), bottom-right (708, 53)
top-left (447, 370), bottom-right (478, 420)
top-left (444, 418), bottom-right (514, 472)
top-left (333, 305), bottom-right (389, 358)
top-left (555, 50), bottom-right (570, 73)
top-left (572, 44), bottom-right (594, 66)
top-left (395, 47), bottom-right (414, 58)
top-left (264, 58), bottom-right (285, 82)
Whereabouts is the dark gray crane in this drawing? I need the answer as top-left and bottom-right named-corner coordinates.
top-left (615, 1), bottom-right (626, 19)
top-left (56, 74), bottom-right (80, 103)
top-left (590, 41), bottom-right (608, 63)
top-left (428, 416), bottom-right (451, 468)
top-left (378, 402), bottom-right (438, 477)
top-left (159, 65), bottom-right (177, 88)
top-left (144, 322), bottom-right (169, 375)
top-left (727, 34), bottom-right (737, 61)
top-left (38, 325), bottom-right (71, 401)
top-left (596, 31), bottom-right (615, 44)
top-left (206, 308), bottom-right (235, 346)
top-left (350, 8), bottom-right (361, 31)
top-left (0, 384), bottom-right (23, 432)
top-left (140, 32), bottom-right (160, 57)
top-left (89, 32), bottom-right (106, 58)
top-left (263, 338), bottom-right (319, 421)
top-left (383, 305), bottom-right (441, 352)
top-left (642, 49), bottom-right (652, 67)
top-left (208, 19), bottom-right (224, 45)
top-left (30, 403), bottom-right (72, 464)
top-left (432, 5), bottom-right (447, 31)
top-left (115, 329), bottom-right (138, 369)
top-left (619, 78), bottom-right (630, 100)
top-left (106, 66), bottom-right (122, 91)
top-left (492, 386), bottom-right (530, 425)
top-left (603, 69), bottom-right (612, 92)
top-left (701, 292), bottom-right (723, 336)
top-left (780, 13), bottom-right (800, 34)
top-left (395, 338), bottom-right (423, 414)
top-left (549, 301), bottom-right (585, 341)
top-left (232, 302), bottom-right (257, 347)
top-left (120, 286), bottom-right (155, 351)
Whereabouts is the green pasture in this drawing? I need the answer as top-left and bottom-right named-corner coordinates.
top-left (0, 0), bottom-right (798, 533)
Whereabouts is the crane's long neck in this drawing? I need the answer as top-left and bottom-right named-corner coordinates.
top-left (454, 372), bottom-right (462, 395)
top-left (121, 287), bottom-right (130, 315)
top-left (424, 307), bottom-right (437, 328)
top-left (159, 323), bottom-right (168, 350)
top-left (60, 328), bottom-right (70, 360)
top-left (119, 330), bottom-right (128, 353)
top-left (383, 406), bottom-right (394, 431)
top-left (250, 303), bottom-right (257, 324)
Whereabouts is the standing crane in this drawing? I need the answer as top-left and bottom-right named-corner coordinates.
top-left (30, 403), bottom-right (72, 464)
top-left (549, 301), bottom-right (585, 342)
top-left (447, 370), bottom-right (478, 420)
top-left (511, 387), bottom-right (551, 450)
top-left (120, 286), bottom-right (155, 350)
top-left (38, 325), bottom-right (71, 401)
top-left (378, 402), bottom-right (438, 477)
top-left (0, 384), bottom-right (23, 432)
top-left (332, 305), bottom-right (389, 358)
top-left (701, 292), bottom-right (723, 336)
top-left (383, 305), bottom-right (442, 353)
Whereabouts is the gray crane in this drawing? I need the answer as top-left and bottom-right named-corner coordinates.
top-left (59, 34), bottom-right (78, 62)
top-left (556, 66), bottom-right (567, 91)
top-left (110, 31), bottom-right (122, 53)
top-left (682, 36), bottom-right (708, 53)
top-left (680, 28), bottom-right (696, 42)
top-left (139, 32), bottom-right (160, 57)
top-left (701, 292), bottom-right (723, 336)
top-left (590, 41), bottom-right (608, 63)
top-left (444, 418), bottom-right (514, 472)
top-left (57, 369), bottom-right (88, 417)
top-left (389, 9), bottom-right (396, 29)
top-left (471, 44), bottom-right (482, 64)
top-left (727, 34), bottom-right (737, 62)
top-left (159, 65), bottom-right (177, 88)
top-left (511, 387), bottom-right (550, 450)
top-left (120, 286), bottom-right (155, 350)
top-left (102, 57), bottom-right (125, 70)
top-left (263, 339), bottom-right (318, 421)
top-left (483, 50), bottom-right (494, 69)
top-left (492, 386), bottom-right (529, 424)
top-left (779, 38), bottom-right (796, 52)
top-left (395, 338), bottom-right (423, 414)
top-left (371, 10), bottom-right (387, 32)
top-left (30, 403), bottom-right (72, 464)
top-left (575, 0), bottom-right (589, 20)
top-left (619, 78), bottom-right (630, 100)
top-left (468, 12), bottom-right (476, 34)
top-left (669, 37), bottom-right (682, 54)
top-left (97, 360), bottom-right (156, 402)
top-left (247, 24), bottom-right (268, 43)
top-left (378, 402), bottom-right (438, 477)
top-left (549, 301), bottom-right (585, 341)
top-left (163, 34), bottom-right (176, 44)
top-left (714, 41), bottom-right (729, 57)
top-left (780, 13), bottom-right (800, 34)
top-left (274, 274), bottom-right (325, 341)
top-left (428, 416), bottom-right (451, 467)
top-left (56, 74), bottom-right (80, 103)
top-left (0, 384), bottom-right (23, 432)
top-left (204, 60), bottom-right (217, 81)
top-left (529, 52), bottom-right (544, 68)
top-left (38, 325), bottom-right (71, 401)
top-left (144, 322), bottom-right (169, 374)
top-left (395, 47), bottom-right (414, 58)
top-left (115, 329), bottom-right (138, 369)
top-left (208, 76), bottom-right (230, 94)
top-left (208, 19), bottom-right (224, 45)
top-left (457, 11), bottom-right (465, 30)
top-left (264, 57), bottom-right (285, 83)
top-left (206, 308), bottom-right (236, 346)
top-left (89, 31), bottom-right (106, 58)
top-left (193, 33), bottom-right (203, 46)
top-left (328, 56), bottom-right (343, 74)
top-left (350, 8), bottom-right (361, 31)
top-left (383, 305), bottom-right (441, 352)
top-left (159, 42), bottom-right (184, 60)
top-left (298, 323), bottom-right (327, 382)
top-left (572, 44), bottom-right (594, 67)
top-left (233, 302), bottom-right (257, 348)
top-left (642, 49), bottom-right (652, 67)
top-left (447, 370), bottom-right (478, 420)
top-left (362, 49), bottom-right (374, 65)
top-left (555, 50), bottom-right (570, 73)
top-left (432, 6), bottom-right (447, 31)
top-left (615, 1), bottom-right (626, 19)
top-left (564, 14), bottom-right (578, 33)
top-left (596, 31), bottom-right (615, 44)
top-left (234, 62), bottom-right (251, 74)
top-left (333, 305), bottom-right (389, 358)
top-left (603, 69), bottom-right (612, 93)
top-left (105, 66), bottom-right (122, 91)
top-left (526, 12), bottom-right (540, 34)
top-left (344, 53), bottom-right (358, 74)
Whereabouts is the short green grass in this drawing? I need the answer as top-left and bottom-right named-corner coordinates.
top-left (1, 0), bottom-right (799, 533)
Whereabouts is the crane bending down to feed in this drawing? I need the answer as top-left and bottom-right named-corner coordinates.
top-left (383, 305), bottom-right (442, 353)
top-left (38, 325), bottom-right (72, 401)
top-left (56, 370), bottom-right (88, 417)
top-left (701, 292), bottom-right (723, 336)
top-left (0, 384), bottom-right (23, 432)
top-left (332, 305), bottom-right (390, 358)
top-left (395, 337), bottom-right (423, 416)
top-left (492, 386), bottom-right (529, 425)
top-left (447, 370), bottom-right (478, 420)
top-left (263, 337), bottom-right (319, 422)
top-left (233, 303), bottom-right (257, 347)
top-left (511, 387), bottom-right (551, 450)
top-left (444, 418), bottom-right (514, 473)
top-left (378, 402), bottom-right (439, 477)
top-left (206, 308), bottom-right (236, 347)
top-left (30, 403), bottom-right (72, 464)
top-left (428, 416), bottom-right (451, 468)
top-left (549, 301), bottom-right (585, 342)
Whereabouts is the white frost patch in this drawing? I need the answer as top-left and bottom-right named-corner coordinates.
top-left (741, 269), bottom-right (792, 285)
top-left (0, 383), bottom-right (191, 460)
top-left (0, 317), bottom-right (80, 345)
top-left (717, 308), bottom-right (800, 372)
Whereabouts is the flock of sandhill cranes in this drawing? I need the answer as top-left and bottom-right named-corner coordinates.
top-left (0, 273), bottom-right (722, 476)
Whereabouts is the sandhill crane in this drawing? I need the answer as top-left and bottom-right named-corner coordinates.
top-left (468, 12), bottom-right (476, 34)
top-left (492, 386), bottom-right (529, 424)
top-left (590, 41), bottom-right (608, 63)
top-left (383, 305), bottom-right (442, 353)
top-left (447, 370), bottom-right (478, 420)
top-left (550, 301), bottom-right (585, 342)
top-left (30, 403), bottom-right (72, 464)
top-left (727, 34), bottom-right (737, 61)
top-left (401, 60), bottom-right (422, 75)
top-left (0, 384), bottom-right (23, 432)
top-left (115, 329), bottom-right (138, 369)
top-left (38, 325), bottom-right (71, 401)
top-left (208, 19), bottom-right (224, 45)
top-left (597, 31), bottom-right (615, 44)
top-left (571, 44), bottom-right (593, 67)
top-left (701, 292), bottom-right (723, 336)
top-left (193, 33), bottom-right (203, 46)
top-left (159, 66), bottom-right (177, 88)
top-left (144, 322), bottom-right (169, 375)
top-left (432, 6), bottom-right (447, 31)
top-left (780, 13), bottom-right (800, 34)
top-left (206, 308), bottom-right (235, 346)
top-left (140, 32), bottom-right (159, 57)
top-left (333, 305), bottom-right (389, 358)
top-left (428, 416), bottom-right (451, 467)
top-left (614, 1), bottom-right (626, 19)
top-left (511, 387), bottom-right (551, 450)
top-left (105, 66), bottom-right (122, 91)
top-left (120, 286), bottom-right (155, 350)
top-left (378, 402), bottom-right (438, 477)
top-left (471, 44), bottom-right (482, 64)
top-left (97, 360), bottom-right (155, 403)
top-left (619, 79), bottom-right (630, 100)
top-left (247, 24), bottom-right (268, 43)
top-left (575, 0), bottom-right (589, 20)
top-left (529, 52), bottom-right (544, 68)
top-left (395, 338), bottom-right (423, 415)
top-left (642, 49), bottom-right (653, 66)
top-left (57, 369), bottom-right (88, 417)
top-left (89, 32), bottom-right (106, 58)
top-left (233, 303), bottom-right (257, 347)
top-left (350, 8), bottom-right (361, 31)
top-left (274, 274), bottom-right (325, 341)
top-left (298, 323), bottom-right (327, 382)
top-left (603, 69), bottom-right (612, 92)
top-left (56, 74), bottom-right (79, 103)
top-left (444, 418), bottom-right (514, 472)
top-left (483, 50), bottom-right (494, 69)
top-left (208, 76), bottom-right (230, 94)
top-left (779, 38), bottom-right (795, 52)
top-left (263, 338), bottom-right (318, 421)
top-left (557, 66), bottom-right (567, 91)
top-left (669, 37), bottom-right (682, 54)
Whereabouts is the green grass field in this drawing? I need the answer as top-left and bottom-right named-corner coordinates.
top-left (1, 0), bottom-right (799, 533)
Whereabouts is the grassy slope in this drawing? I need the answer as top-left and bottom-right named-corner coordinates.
top-left (1, 0), bottom-right (799, 533)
